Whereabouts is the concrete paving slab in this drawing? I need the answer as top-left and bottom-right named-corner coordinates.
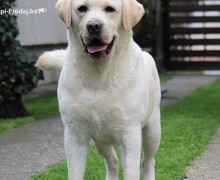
top-left (0, 117), bottom-right (64, 180)
top-left (161, 75), bottom-right (218, 107)
top-left (185, 129), bottom-right (220, 180)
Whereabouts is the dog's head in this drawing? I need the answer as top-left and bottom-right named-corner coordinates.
top-left (55, 0), bottom-right (144, 59)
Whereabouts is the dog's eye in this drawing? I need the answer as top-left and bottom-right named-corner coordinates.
top-left (104, 6), bottom-right (116, 13)
top-left (77, 5), bottom-right (88, 13)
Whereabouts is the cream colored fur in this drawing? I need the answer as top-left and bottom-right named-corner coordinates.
top-left (36, 0), bottom-right (161, 180)
top-left (35, 50), bottom-right (65, 71)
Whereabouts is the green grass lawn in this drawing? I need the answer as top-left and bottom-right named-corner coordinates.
top-left (0, 92), bottom-right (59, 134)
top-left (32, 79), bottom-right (220, 180)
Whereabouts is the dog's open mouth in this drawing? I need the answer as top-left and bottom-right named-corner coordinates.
top-left (82, 37), bottom-right (115, 58)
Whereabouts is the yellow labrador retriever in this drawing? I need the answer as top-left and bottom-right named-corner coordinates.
top-left (36, 0), bottom-right (161, 179)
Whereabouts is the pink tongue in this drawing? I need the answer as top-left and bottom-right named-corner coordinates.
top-left (87, 44), bottom-right (108, 54)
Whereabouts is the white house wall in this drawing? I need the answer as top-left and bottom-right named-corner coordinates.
top-left (16, 0), bottom-right (67, 46)
top-left (15, 0), bottom-right (66, 84)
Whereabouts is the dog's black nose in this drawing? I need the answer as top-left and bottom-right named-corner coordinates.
top-left (87, 21), bottom-right (102, 35)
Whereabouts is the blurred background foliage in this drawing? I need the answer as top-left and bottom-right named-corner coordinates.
top-left (134, 0), bottom-right (160, 49)
top-left (134, 0), bottom-right (163, 70)
top-left (0, 0), bottom-right (43, 119)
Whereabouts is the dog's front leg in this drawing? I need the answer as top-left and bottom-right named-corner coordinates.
top-left (64, 127), bottom-right (89, 180)
top-left (120, 126), bottom-right (142, 180)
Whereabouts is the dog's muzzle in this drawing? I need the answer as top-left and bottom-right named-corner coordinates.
top-left (81, 20), bottom-right (115, 59)
top-left (81, 36), bottom-right (116, 59)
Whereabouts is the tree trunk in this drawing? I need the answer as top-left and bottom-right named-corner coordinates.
top-left (0, 95), bottom-right (28, 119)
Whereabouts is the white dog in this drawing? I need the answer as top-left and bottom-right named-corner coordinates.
top-left (36, 0), bottom-right (161, 179)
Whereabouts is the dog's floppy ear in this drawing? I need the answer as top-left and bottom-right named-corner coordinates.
top-left (55, 0), bottom-right (72, 29)
top-left (122, 0), bottom-right (145, 31)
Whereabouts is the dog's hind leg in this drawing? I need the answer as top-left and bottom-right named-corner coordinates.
top-left (142, 107), bottom-right (161, 180)
top-left (95, 144), bottom-right (118, 180)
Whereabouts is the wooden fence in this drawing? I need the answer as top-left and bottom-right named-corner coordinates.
top-left (164, 0), bottom-right (220, 70)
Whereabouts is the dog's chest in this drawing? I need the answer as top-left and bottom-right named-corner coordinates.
top-left (59, 84), bottom-right (147, 143)
top-left (58, 63), bottom-right (150, 143)
top-left (81, 94), bottom-right (122, 142)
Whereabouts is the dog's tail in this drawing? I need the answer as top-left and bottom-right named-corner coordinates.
top-left (35, 50), bottom-right (66, 71)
